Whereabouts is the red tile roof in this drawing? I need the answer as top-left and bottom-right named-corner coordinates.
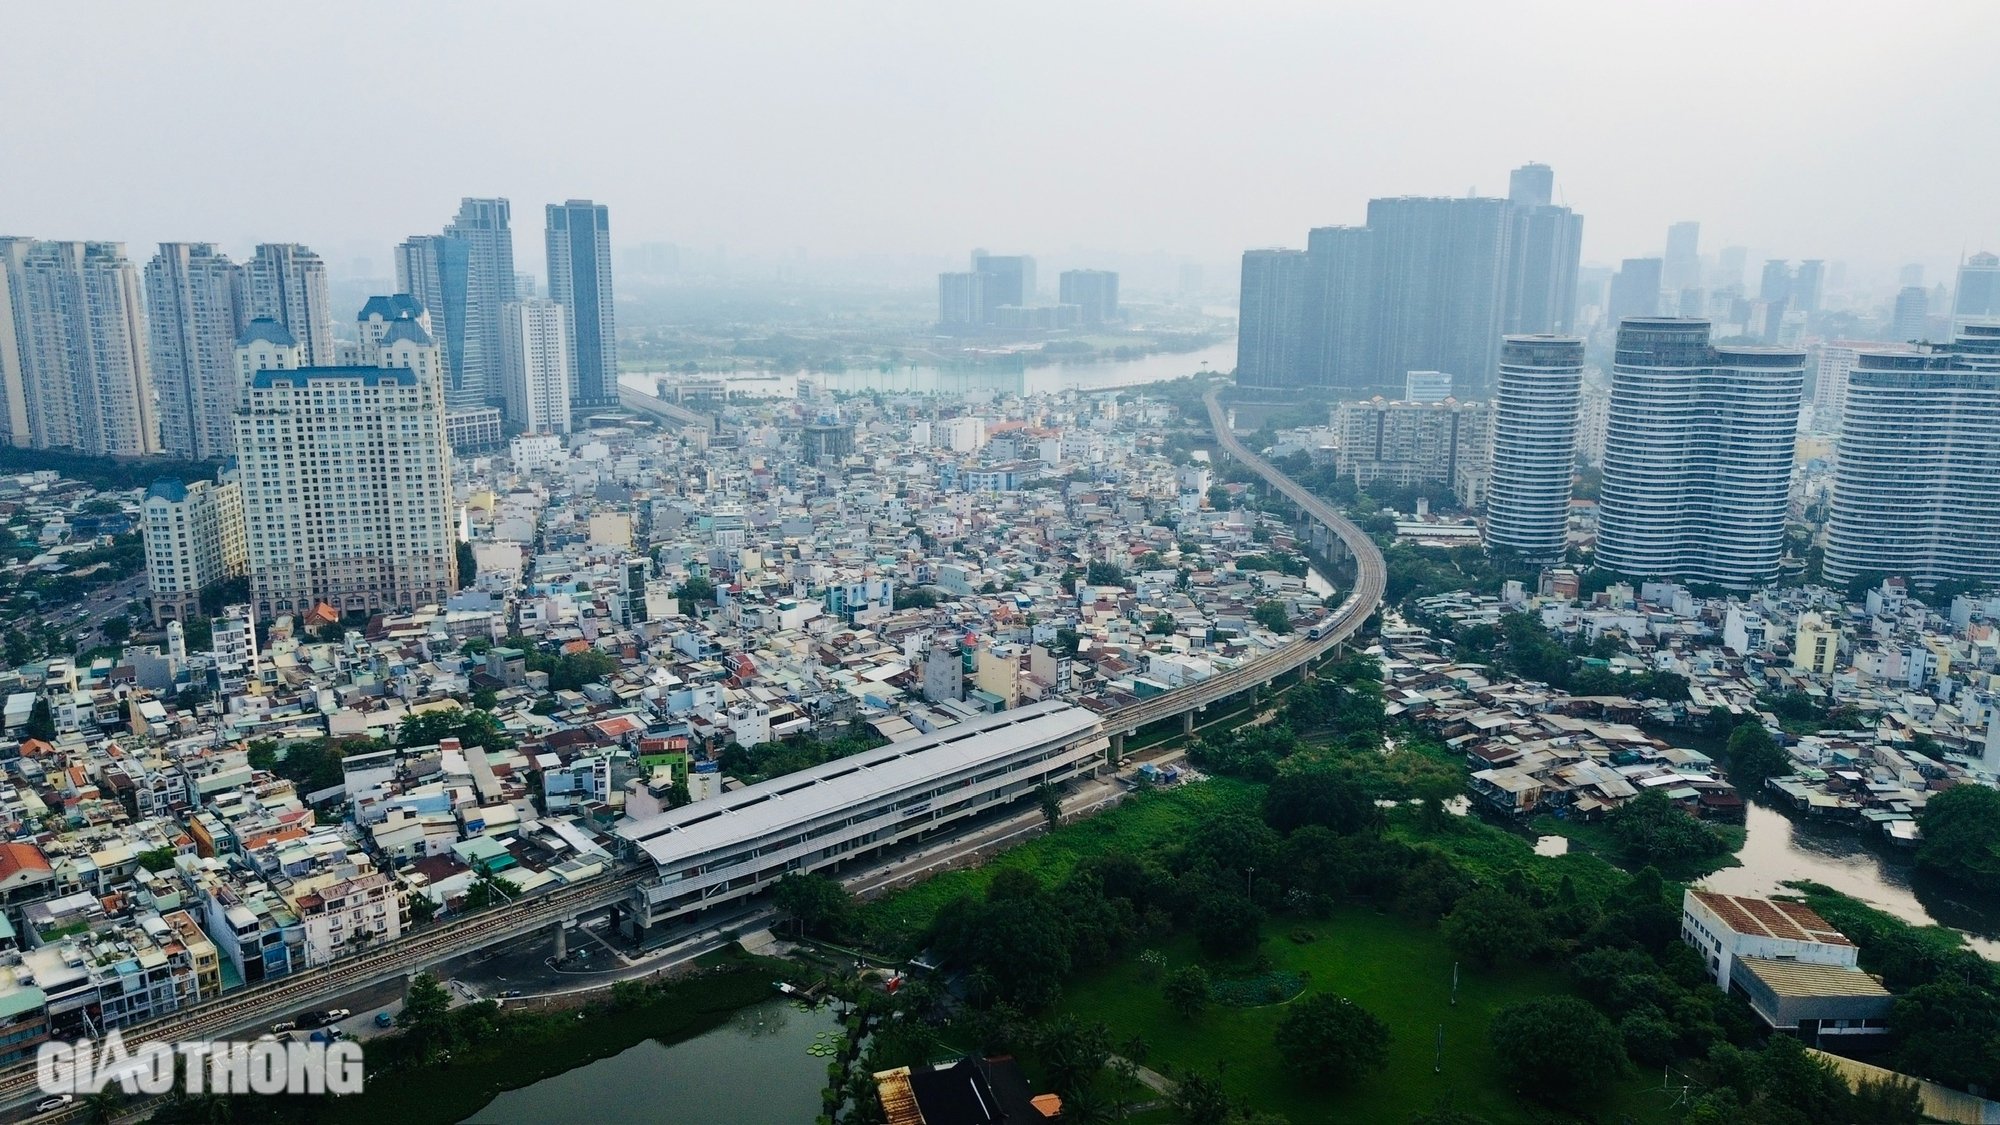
top-left (1691, 890), bottom-right (1852, 945)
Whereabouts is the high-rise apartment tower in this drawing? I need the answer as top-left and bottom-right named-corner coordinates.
top-left (1596, 318), bottom-right (1803, 588)
top-left (1484, 335), bottom-right (1584, 563)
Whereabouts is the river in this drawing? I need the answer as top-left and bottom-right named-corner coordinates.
top-left (1701, 802), bottom-right (2000, 958)
top-left (619, 339), bottom-right (1236, 399)
top-left (464, 998), bottom-right (841, 1124)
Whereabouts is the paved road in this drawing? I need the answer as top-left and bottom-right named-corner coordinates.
top-left (56, 572), bottom-right (147, 648)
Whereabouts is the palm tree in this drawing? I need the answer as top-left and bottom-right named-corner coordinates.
top-left (1060, 1082), bottom-right (1117, 1125)
top-left (195, 1092), bottom-right (236, 1125)
top-left (82, 1088), bottom-right (124, 1125)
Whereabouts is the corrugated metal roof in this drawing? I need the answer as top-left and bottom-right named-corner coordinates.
top-left (1738, 957), bottom-right (1891, 999)
top-left (873, 1067), bottom-right (923, 1125)
top-left (618, 700), bottom-right (1099, 865)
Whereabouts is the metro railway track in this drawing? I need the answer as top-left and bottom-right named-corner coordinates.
top-left (0, 869), bottom-right (652, 1104)
top-left (0, 381), bottom-right (1384, 1115)
top-left (1105, 389), bottom-right (1387, 732)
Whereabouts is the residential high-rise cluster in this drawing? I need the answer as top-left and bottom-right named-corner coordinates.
top-left (141, 292), bottom-right (460, 624)
top-left (1823, 323), bottom-right (2000, 591)
top-left (395, 196), bottom-right (617, 428)
top-left (1, 197), bottom-right (623, 468)
top-left (938, 253), bottom-right (1119, 332)
top-left (0, 239), bottom-right (155, 455)
top-left (0, 233), bottom-right (461, 465)
top-left (1234, 162), bottom-right (1582, 396)
top-left (1595, 318), bottom-right (1805, 588)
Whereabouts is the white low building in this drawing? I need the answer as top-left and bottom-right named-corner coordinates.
top-left (1681, 890), bottom-right (1892, 1045)
top-left (1682, 889), bottom-right (1860, 989)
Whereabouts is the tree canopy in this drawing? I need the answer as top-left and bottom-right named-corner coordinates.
top-left (1442, 887), bottom-right (1544, 967)
top-left (1252, 600), bottom-right (1293, 634)
top-left (1273, 993), bottom-right (1391, 1087)
top-left (1488, 996), bottom-right (1627, 1106)
top-left (1162, 965), bottom-right (1211, 1019)
top-left (1723, 721), bottom-right (1792, 793)
top-left (1605, 787), bottom-right (1733, 873)
top-left (773, 872), bottom-right (854, 940)
top-left (1917, 783), bottom-right (2000, 887)
top-left (399, 707), bottom-right (513, 751)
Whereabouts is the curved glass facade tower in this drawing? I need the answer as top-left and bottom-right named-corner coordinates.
top-left (1485, 334), bottom-right (1584, 562)
top-left (1823, 324), bottom-right (2000, 590)
top-left (1596, 318), bottom-right (1803, 588)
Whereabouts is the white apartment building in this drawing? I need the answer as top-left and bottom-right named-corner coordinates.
top-left (1823, 324), bottom-right (2000, 591)
top-left (1404, 369), bottom-right (1453, 402)
top-left (141, 478), bottom-right (247, 626)
top-left (233, 307), bottom-right (457, 620)
top-left (290, 869), bottom-right (405, 967)
top-left (940, 416), bottom-right (987, 452)
top-left (500, 298), bottom-right (572, 433)
top-left (1574, 378), bottom-right (1609, 467)
top-left (213, 605), bottom-right (257, 694)
top-left (511, 432), bottom-right (566, 473)
top-left (1596, 318), bottom-right (1803, 588)
top-left (1331, 396), bottom-right (1489, 507)
top-left (1805, 342), bottom-right (1861, 437)
top-left (1484, 335), bottom-right (1583, 563)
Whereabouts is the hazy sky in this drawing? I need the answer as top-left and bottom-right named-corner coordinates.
top-left (5, 1), bottom-right (1998, 286)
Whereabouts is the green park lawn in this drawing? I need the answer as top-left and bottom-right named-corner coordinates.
top-left (1063, 910), bottom-right (1673, 1125)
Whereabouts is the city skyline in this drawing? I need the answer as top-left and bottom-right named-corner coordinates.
top-left (5, 4), bottom-right (2000, 284)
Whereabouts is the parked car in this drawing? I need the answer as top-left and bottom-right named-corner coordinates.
top-left (35, 1095), bottom-right (73, 1114)
top-left (320, 1008), bottom-right (351, 1023)
top-left (374, 1011), bottom-right (394, 1028)
top-left (270, 1021), bottom-right (296, 1033)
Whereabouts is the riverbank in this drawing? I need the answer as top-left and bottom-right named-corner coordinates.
top-left (1641, 722), bottom-right (2000, 957)
top-left (619, 337), bottom-right (1236, 397)
top-left (321, 947), bottom-right (797, 1125)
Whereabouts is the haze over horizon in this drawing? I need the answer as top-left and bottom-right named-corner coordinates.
top-left (5, 1), bottom-right (1997, 287)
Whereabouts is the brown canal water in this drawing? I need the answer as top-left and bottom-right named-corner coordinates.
top-left (1700, 802), bottom-right (2000, 959)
